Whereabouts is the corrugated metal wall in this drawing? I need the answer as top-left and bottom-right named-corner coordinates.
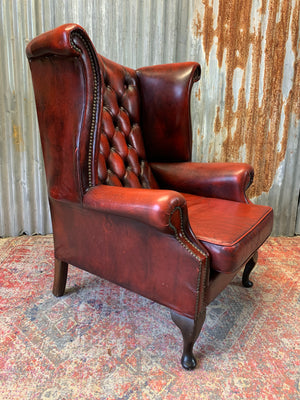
top-left (191, 0), bottom-right (300, 236)
top-left (0, 0), bottom-right (299, 237)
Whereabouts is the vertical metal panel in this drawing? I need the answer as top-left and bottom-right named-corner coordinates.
top-left (190, 0), bottom-right (300, 236)
top-left (0, 0), bottom-right (299, 236)
top-left (0, 0), bottom-right (52, 236)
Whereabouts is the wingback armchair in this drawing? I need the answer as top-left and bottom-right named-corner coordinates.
top-left (26, 24), bottom-right (273, 370)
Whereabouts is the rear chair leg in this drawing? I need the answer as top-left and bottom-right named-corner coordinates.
top-left (53, 258), bottom-right (68, 297)
top-left (242, 251), bottom-right (258, 288)
top-left (171, 309), bottom-right (206, 370)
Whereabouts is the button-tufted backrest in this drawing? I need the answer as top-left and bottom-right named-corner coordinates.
top-left (97, 55), bottom-right (159, 189)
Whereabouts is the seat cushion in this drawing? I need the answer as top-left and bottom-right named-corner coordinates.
top-left (182, 193), bottom-right (273, 273)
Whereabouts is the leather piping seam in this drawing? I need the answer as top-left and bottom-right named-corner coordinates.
top-left (169, 206), bottom-right (207, 320)
top-left (70, 30), bottom-right (100, 188)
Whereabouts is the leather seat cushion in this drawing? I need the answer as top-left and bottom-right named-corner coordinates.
top-left (182, 193), bottom-right (273, 273)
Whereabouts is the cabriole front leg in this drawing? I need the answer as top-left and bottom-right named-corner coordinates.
top-left (52, 258), bottom-right (68, 297)
top-left (242, 251), bottom-right (258, 288)
top-left (171, 309), bottom-right (206, 370)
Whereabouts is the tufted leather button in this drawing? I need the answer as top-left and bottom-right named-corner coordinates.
top-left (112, 130), bottom-right (128, 158)
top-left (116, 108), bottom-right (131, 136)
top-left (101, 109), bottom-right (115, 140)
top-left (107, 149), bottom-right (126, 179)
top-left (99, 133), bottom-right (110, 159)
top-left (123, 168), bottom-right (142, 188)
top-left (120, 87), bottom-right (139, 123)
top-left (128, 125), bottom-right (146, 160)
top-left (105, 169), bottom-right (122, 186)
top-left (103, 86), bottom-right (119, 117)
top-left (97, 153), bottom-right (108, 182)
top-left (127, 146), bottom-right (141, 176)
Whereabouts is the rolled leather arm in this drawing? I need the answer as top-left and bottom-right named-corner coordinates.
top-left (83, 185), bottom-right (188, 233)
top-left (150, 162), bottom-right (254, 203)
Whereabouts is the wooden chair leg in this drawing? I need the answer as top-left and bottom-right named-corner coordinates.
top-left (171, 309), bottom-right (206, 370)
top-left (52, 258), bottom-right (68, 297)
top-left (242, 251), bottom-right (258, 288)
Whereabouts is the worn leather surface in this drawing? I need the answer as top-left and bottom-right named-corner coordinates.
top-left (50, 198), bottom-right (207, 319)
top-left (26, 23), bottom-right (80, 58)
top-left (182, 194), bottom-right (273, 273)
top-left (27, 25), bottom-right (100, 200)
top-left (83, 185), bottom-right (186, 234)
top-left (151, 162), bottom-right (254, 203)
top-left (27, 24), bottom-right (273, 320)
top-left (137, 63), bottom-right (201, 162)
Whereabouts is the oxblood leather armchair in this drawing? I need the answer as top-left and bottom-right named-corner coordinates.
top-left (26, 24), bottom-right (273, 370)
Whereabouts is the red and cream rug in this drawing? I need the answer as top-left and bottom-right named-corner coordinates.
top-left (0, 235), bottom-right (299, 399)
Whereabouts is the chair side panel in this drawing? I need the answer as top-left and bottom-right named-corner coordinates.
top-left (29, 57), bottom-right (86, 202)
top-left (50, 198), bottom-right (204, 319)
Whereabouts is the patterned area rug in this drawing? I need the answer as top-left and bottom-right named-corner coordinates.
top-left (0, 235), bottom-right (299, 399)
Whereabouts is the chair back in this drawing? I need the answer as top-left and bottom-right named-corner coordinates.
top-left (97, 55), bottom-right (159, 189)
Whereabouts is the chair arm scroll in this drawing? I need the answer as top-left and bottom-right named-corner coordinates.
top-left (150, 162), bottom-right (254, 203)
top-left (26, 24), bottom-right (86, 59)
top-left (83, 185), bottom-right (188, 234)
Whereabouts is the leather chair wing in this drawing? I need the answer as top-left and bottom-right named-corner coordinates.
top-left (136, 63), bottom-right (201, 162)
top-left (26, 24), bottom-right (273, 370)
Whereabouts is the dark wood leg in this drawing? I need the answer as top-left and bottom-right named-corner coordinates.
top-left (52, 258), bottom-right (68, 297)
top-left (171, 309), bottom-right (206, 370)
top-left (242, 251), bottom-right (258, 288)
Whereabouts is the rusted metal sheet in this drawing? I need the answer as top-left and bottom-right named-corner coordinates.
top-left (0, 0), bottom-right (299, 236)
top-left (191, 0), bottom-right (300, 235)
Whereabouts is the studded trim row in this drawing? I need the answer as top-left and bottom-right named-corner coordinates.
top-left (70, 30), bottom-right (100, 188)
top-left (169, 206), bottom-right (208, 320)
